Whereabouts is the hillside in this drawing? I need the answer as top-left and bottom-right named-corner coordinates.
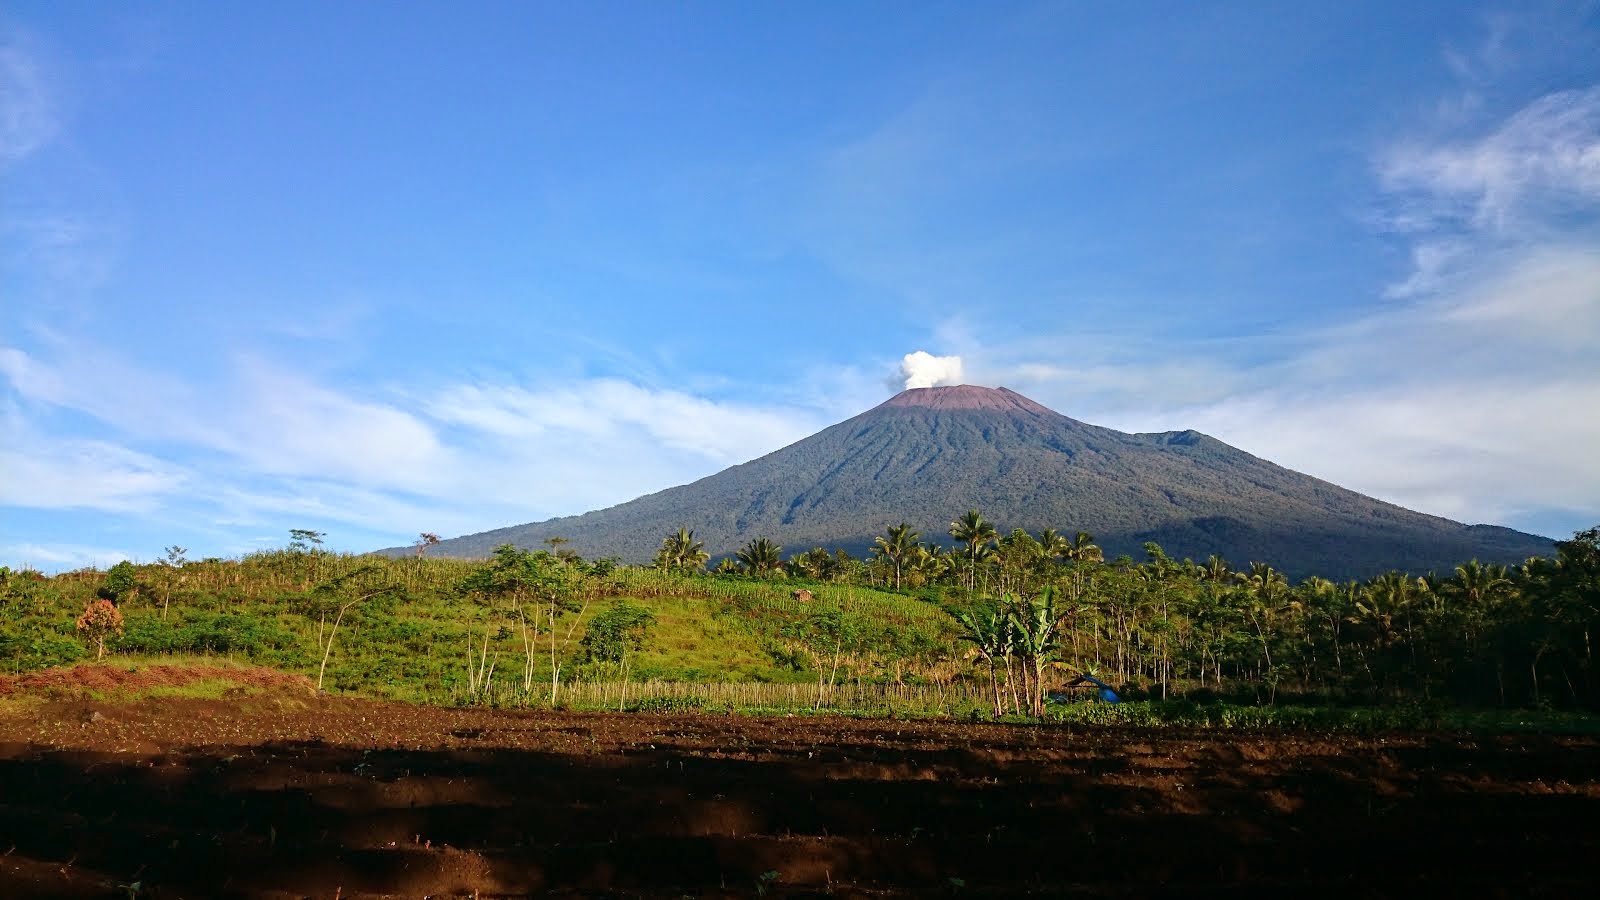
top-left (394, 385), bottom-right (1553, 579)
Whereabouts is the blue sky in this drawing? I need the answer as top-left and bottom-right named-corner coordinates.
top-left (3, 1), bottom-right (1598, 570)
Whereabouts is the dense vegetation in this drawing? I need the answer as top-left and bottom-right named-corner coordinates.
top-left (4, 514), bottom-right (1597, 716)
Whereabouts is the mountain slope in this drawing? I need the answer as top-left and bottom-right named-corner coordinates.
top-left (397, 385), bottom-right (1553, 579)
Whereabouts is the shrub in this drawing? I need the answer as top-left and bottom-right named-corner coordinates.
top-left (76, 600), bottom-right (124, 660)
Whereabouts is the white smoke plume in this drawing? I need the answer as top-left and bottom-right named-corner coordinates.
top-left (897, 351), bottom-right (965, 390)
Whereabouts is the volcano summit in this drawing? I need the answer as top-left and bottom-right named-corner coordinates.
top-left (404, 385), bottom-right (1551, 578)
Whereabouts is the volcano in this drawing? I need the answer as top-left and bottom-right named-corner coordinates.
top-left (402, 385), bottom-right (1552, 579)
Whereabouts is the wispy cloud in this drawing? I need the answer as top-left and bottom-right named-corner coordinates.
top-left (996, 81), bottom-right (1600, 535)
top-left (0, 542), bottom-right (131, 570)
top-left (0, 31), bottom-right (59, 167)
top-left (1380, 86), bottom-right (1600, 235)
top-left (0, 412), bottom-right (186, 512)
top-left (1, 343), bottom-right (833, 551)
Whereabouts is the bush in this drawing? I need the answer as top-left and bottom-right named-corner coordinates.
top-left (76, 600), bottom-right (124, 659)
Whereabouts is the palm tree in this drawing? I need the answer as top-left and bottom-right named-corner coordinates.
top-left (790, 547), bottom-right (835, 581)
top-left (910, 543), bottom-right (950, 585)
top-left (1037, 528), bottom-right (1070, 567)
top-left (736, 537), bottom-right (784, 578)
top-left (654, 526), bottom-right (708, 573)
top-left (1356, 571), bottom-right (1420, 693)
top-left (1454, 559), bottom-right (1512, 608)
top-left (1236, 563), bottom-right (1290, 682)
top-left (872, 523), bottom-right (921, 589)
top-left (1063, 531), bottom-right (1103, 601)
top-left (1200, 553), bottom-right (1232, 583)
top-left (949, 509), bottom-right (998, 594)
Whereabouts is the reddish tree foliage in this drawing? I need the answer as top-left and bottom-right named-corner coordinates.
top-left (415, 532), bottom-right (442, 558)
top-left (76, 599), bottom-right (124, 660)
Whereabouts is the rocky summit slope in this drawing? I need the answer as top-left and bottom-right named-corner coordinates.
top-left (393, 385), bottom-right (1552, 579)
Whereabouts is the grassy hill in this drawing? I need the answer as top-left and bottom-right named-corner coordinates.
top-left (0, 551), bottom-right (956, 704)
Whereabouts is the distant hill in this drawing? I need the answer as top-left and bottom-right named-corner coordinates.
top-left (386, 385), bottom-right (1554, 579)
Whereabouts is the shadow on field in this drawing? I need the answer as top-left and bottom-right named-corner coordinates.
top-left (1, 726), bottom-right (1598, 898)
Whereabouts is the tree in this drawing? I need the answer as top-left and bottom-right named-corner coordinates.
top-left (414, 533), bottom-right (442, 558)
top-left (288, 529), bottom-right (328, 586)
top-left (288, 529), bottom-right (326, 553)
top-left (789, 547), bottom-right (836, 581)
top-left (1038, 529), bottom-right (1070, 567)
top-left (954, 604), bottom-right (1015, 717)
top-left (305, 564), bottom-right (399, 693)
top-left (872, 523), bottom-right (921, 589)
top-left (580, 602), bottom-right (656, 665)
top-left (459, 544), bottom-right (588, 703)
top-left (993, 529), bottom-right (1043, 596)
top-left (909, 544), bottom-right (949, 586)
top-left (782, 607), bottom-right (861, 709)
top-left (77, 599), bottom-right (124, 660)
top-left (543, 536), bottom-right (578, 561)
top-left (1063, 531), bottom-right (1103, 602)
top-left (1200, 554), bottom-right (1232, 583)
top-left (736, 537), bottom-right (784, 578)
top-left (1010, 589), bottom-right (1065, 717)
top-left (158, 546), bottom-right (187, 620)
top-left (579, 601), bottom-right (656, 709)
top-left (102, 561), bottom-right (139, 606)
top-left (950, 509), bottom-right (998, 594)
top-left (654, 527), bottom-right (709, 573)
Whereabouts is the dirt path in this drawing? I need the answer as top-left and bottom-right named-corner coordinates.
top-left (2, 696), bottom-right (1597, 897)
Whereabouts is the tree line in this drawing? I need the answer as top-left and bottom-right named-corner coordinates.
top-left (655, 512), bottom-right (1600, 710)
top-left (5, 515), bottom-right (1596, 713)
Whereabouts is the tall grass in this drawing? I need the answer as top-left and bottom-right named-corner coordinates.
top-left (554, 678), bottom-right (992, 715)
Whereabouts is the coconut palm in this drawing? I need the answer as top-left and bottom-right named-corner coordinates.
top-left (736, 537), bottom-right (784, 577)
top-left (654, 526), bottom-right (709, 573)
top-left (1037, 528), bottom-right (1070, 566)
top-left (1453, 559), bottom-right (1512, 607)
top-left (1063, 531), bottom-right (1103, 601)
top-left (790, 547), bottom-right (835, 581)
top-left (1200, 553), bottom-right (1233, 583)
top-left (872, 523), bottom-right (921, 589)
top-left (949, 509), bottom-right (999, 594)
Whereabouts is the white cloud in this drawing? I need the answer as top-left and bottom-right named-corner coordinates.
top-left (960, 86), bottom-right (1600, 536)
top-left (1380, 86), bottom-right (1600, 233)
top-left (427, 378), bottom-right (820, 466)
top-left (1, 345), bottom-right (832, 546)
top-left (1173, 379), bottom-right (1600, 527)
top-left (230, 361), bottom-right (449, 487)
top-left (0, 34), bottom-right (59, 167)
top-left (1, 346), bottom-right (451, 491)
top-left (0, 543), bottom-right (131, 571)
top-left (0, 407), bottom-right (186, 512)
top-left (0, 440), bottom-right (184, 511)
top-left (897, 351), bottom-right (965, 390)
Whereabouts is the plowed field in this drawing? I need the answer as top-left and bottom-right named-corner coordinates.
top-left (2, 695), bottom-right (1596, 898)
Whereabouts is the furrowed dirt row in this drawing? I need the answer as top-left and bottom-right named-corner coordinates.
top-left (2, 697), bottom-right (1597, 898)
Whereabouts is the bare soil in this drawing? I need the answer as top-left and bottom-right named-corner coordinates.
top-left (1, 689), bottom-right (1596, 898)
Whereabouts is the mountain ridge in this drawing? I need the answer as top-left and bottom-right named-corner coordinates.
top-left (388, 385), bottom-right (1553, 579)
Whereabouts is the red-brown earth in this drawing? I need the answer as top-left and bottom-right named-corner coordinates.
top-left (1, 677), bottom-right (1596, 898)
